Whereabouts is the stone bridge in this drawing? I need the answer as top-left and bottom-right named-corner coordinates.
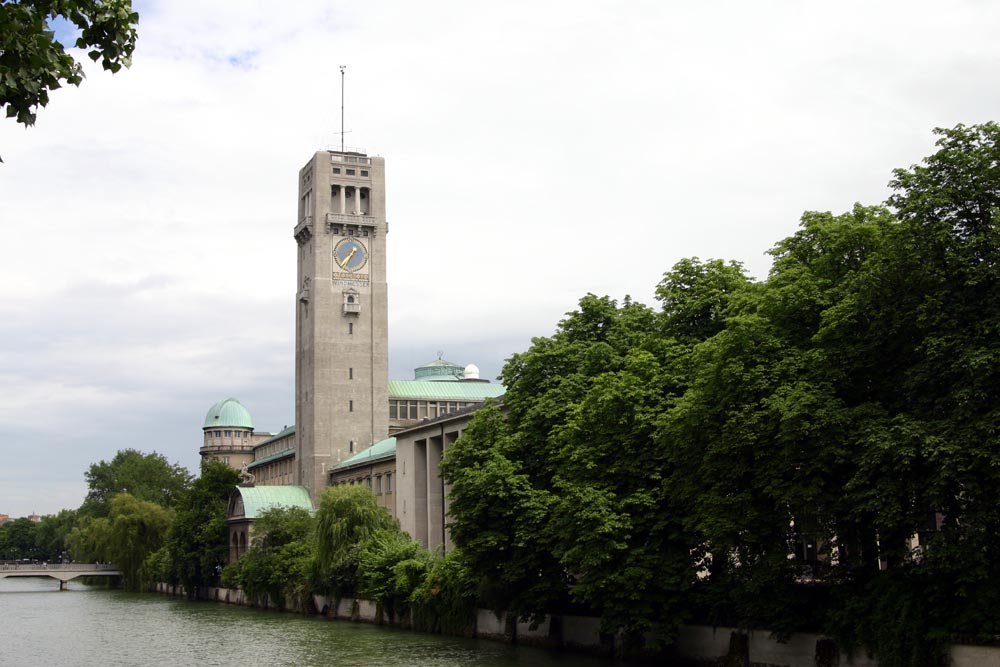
top-left (0, 563), bottom-right (121, 590)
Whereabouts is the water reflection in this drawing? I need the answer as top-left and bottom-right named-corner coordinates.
top-left (0, 578), bottom-right (628, 667)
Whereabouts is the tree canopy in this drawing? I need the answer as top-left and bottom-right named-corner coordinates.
top-left (443, 122), bottom-right (1000, 664)
top-left (81, 449), bottom-right (191, 517)
top-left (0, 0), bottom-right (138, 128)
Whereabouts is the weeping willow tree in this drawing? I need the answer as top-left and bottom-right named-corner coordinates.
top-left (314, 485), bottom-right (397, 596)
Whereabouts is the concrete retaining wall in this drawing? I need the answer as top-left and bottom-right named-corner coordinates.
top-left (153, 584), bottom-right (1000, 666)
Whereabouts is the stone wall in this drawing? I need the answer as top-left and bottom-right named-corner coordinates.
top-left (152, 584), bottom-right (1000, 666)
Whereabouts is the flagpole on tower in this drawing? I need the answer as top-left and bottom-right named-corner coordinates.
top-left (340, 65), bottom-right (346, 154)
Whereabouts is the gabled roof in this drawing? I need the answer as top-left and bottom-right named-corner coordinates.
top-left (254, 425), bottom-right (296, 448)
top-left (247, 447), bottom-right (295, 470)
top-left (332, 437), bottom-right (397, 471)
top-left (388, 380), bottom-right (506, 401)
top-left (229, 485), bottom-right (312, 520)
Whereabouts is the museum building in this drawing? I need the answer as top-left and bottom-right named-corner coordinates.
top-left (199, 149), bottom-right (503, 559)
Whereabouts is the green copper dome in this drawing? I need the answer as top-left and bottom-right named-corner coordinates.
top-left (203, 398), bottom-right (253, 429)
top-left (414, 357), bottom-right (464, 381)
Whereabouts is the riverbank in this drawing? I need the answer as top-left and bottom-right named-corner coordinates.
top-left (151, 582), bottom-right (1000, 667)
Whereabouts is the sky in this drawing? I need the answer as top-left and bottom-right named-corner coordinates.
top-left (2, 0), bottom-right (999, 517)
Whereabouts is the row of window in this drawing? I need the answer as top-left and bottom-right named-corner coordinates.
top-left (330, 227), bottom-right (370, 237)
top-left (390, 400), bottom-right (471, 421)
top-left (334, 472), bottom-right (393, 495)
top-left (205, 430), bottom-right (249, 442)
top-left (332, 167), bottom-right (369, 177)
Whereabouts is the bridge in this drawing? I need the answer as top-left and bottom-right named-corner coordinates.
top-left (0, 563), bottom-right (121, 590)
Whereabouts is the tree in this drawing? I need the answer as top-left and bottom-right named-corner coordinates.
top-left (67, 493), bottom-right (172, 590)
top-left (81, 449), bottom-right (191, 517)
top-left (227, 505), bottom-right (315, 608)
top-left (656, 257), bottom-right (752, 341)
top-left (314, 485), bottom-right (397, 597)
top-left (0, 517), bottom-right (41, 560)
top-left (444, 293), bottom-right (697, 641)
top-left (0, 0), bottom-right (138, 129)
top-left (356, 529), bottom-right (430, 620)
top-left (164, 461), bottom-right (240, 592)
top-left (33, 509), bottom-right (79, 561)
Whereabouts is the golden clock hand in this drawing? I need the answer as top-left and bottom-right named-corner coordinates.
top-left (339, 247), bottom-right (357, 268)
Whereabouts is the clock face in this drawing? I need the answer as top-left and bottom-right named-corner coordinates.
top-left (334, 238), bottom-right (368, 272)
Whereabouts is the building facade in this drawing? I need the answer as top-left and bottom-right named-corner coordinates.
top-left (294, 151), bottom-right (390, 501)
top-left (212, 148), bottom-right (504, 557)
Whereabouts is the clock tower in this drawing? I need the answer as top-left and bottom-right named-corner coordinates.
top-left (293, 150), bottom-right (389, 500)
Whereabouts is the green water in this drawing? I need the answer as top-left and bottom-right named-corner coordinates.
top-left (0, 578), bottom-right (629, 667)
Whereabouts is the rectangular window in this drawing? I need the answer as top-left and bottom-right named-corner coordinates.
top-left (224, 430), bottom-right (232, 438)
top-left (386, 473), bottom-right (392, 493)
top-left (366, 476), bottom-right (372, 489)
top-left (214, 430), bottom-right (222, 437)
top-left (375, 475), bottom-right (382, 495)
top-left (419, 401), bottom-right (427, 419)
top-left (361, 170), bottom-right (369, 177)
top-left (349, 368), bottom-right (353, 379)
top-left (346, 168), bottom-right (356, 175)
top-left (349, 440), bottom-right (355, 453)
top-left (348, 322), bottom-right (353, 334)
top-left (389, 400), bottom-right (397, 419)
top-left (348, 228), bottom-right (354, 235)
top-left (223, 456), bottom-right (230, 465)
top-left (349, 400), bottom-right (354, 412)
top-left (333, 167), bottom-right (341, 174)
top-left (362, 230), bottom-right (369, 237)
top-left (409, 400), bottom-right (418, 419)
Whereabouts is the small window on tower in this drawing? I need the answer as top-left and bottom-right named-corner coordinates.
top-left (349, 368), bottom-right (353, 379)
top-left (333, 167), bottom-right (341, 174)
top-left (348, 322), bottom-right (354, 334)
top-left (362, 230), bottom-right (369, 237)
top-left (349, 440), bottom-right (355, 453)
top-left (349, 400), bottom-right (354, 412)
top-left (361, 170), bottom-right (369, 177)
top-left (346, 168), bottom-right (356, 175)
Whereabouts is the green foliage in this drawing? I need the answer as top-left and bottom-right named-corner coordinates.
top-left (81, 449), bottom-right (192, 517)
top-left (410, 550), bottom-right (479, 635)
top-left (440, 122), bottom-right (1000, 662)
top-left (163, 460), bottom-right (240, 591)
top-left (357, 529), bottom-right (431, 620)
top-left (0, 517), bottom-right (42, 560)
top-left (226, 505), bottom-right (316, 608)
top-left (0, 0), bottom-right (138, 128)
top-left (314, 485), bottom-right (397, 597)
top-left (445, 292), bottom-right (698, 638)
top-left (32, 509), bottom-right (79, 561)
top-left (68, 493), bottom-right (172, 591)
top-left (656, 257), bottom-right (752, 341)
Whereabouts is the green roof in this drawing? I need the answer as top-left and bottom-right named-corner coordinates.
top-left (333, 437), bottom-right (397, 471)
top-left (254, 425), bottom-right (296, 448)
top-left (204, 398), bottom-right (253, 429)
top-left (247, 447), bottom-right (295, 470)
top-left (388, 380), bottom-right (505, 401)
top-left (231, 485), bottom-right (312, 519)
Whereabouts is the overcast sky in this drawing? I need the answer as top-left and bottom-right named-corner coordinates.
top-left (1, 1), bottom-right (998, 517)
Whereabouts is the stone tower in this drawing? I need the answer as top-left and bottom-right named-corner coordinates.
top-left (293, 151), bottom-right (389, 501)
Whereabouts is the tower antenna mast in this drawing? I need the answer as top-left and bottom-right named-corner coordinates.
top-left (340, 65), bottom-right (346, 154)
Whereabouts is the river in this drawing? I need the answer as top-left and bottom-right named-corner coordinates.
top-left (0, 578), bottom-right (631, 667)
